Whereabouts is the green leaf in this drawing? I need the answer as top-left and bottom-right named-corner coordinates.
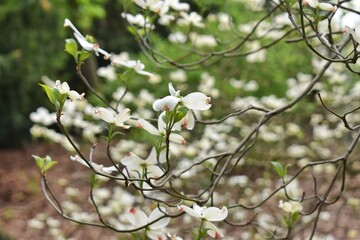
top-left (32, 155), bottom-right (57, 174)
top-left (174, 107), bottom-right (188, 123)
top-left (89, 173), bottom-right (99, 189)
top-left (39, 84), bottom-right (60, 105)
top-left (65, 38), bottom-right (78, 62)
top-left (271, 161), bottom-right (285, 178)
top-left (162, 111), bottom-right (172, 124)
top-left (78, 49), bottom-right (91, 63)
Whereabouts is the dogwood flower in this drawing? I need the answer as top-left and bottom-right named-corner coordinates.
top-left (54, 80), bottom-right (85, 101)
top-left (178, 203), bottom-right (228, 238)
top-left (124, 207), bottom-right (170, 240)
top-left (177, 12), bottom-right (205, 28)
top-left (121, 13), bottom-right (155, 29)
top-left (112, 59), bottom-right (154, 77)
top-left (121, 148), bottom-right (166, 178)
top-left (70, 155), bottom-right (117, 174)
top-left (137, 115), bottom-right (186, 144)
top-left (132, 0), bottom-right (169, 15)
top-left (165, 0), bottom-right (190, 11)
top-left (278, 200), bottom-right (303, 213)
top-left (64, 19), bottom-right (111, 59)
top-left (303, 0), bottom-right (337, 12)
top-left (153, 83), bottom-right (212, 112)
top-left (94, 107), bottom-right (131, 129)
top-left (344, 25), bottom-right (360, 44)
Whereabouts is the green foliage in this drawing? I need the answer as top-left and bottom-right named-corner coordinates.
top-left (33, 155), bottom-right (58, 175)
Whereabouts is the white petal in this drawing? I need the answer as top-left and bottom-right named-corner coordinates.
top-left (178, 111), bottom-right (195, 130)
top-left (158, 112), bottom-right (167, 133)
top-left (204, 221), bottom-right (224, 238)
top-left (183, 92), bottom-right (211, 110)
top-left (147, 230), bottom-right (167, 240)
top-left (203, 206), bottom-right (228, 222)
top-left (178, 204), bottom-right (202, 219)
top-left (146, 147), bottom-right (158, 164)
top-left (74, 32), bottom-right (94, 51)
top-left (64, 19), bottom-right (83, 37)
top-left (303, 0), bottom-right (318, 8)
top-left (169, 133), bottom-right (186, 144)
top-left (148, 207), bottom-right (170, 230)
top-left (114, 108), bottom-right (131, 126)
top-left (344, 26), bottom-right (360, 44)
top-left (168, 83), bottom-right (180, 96)
top-left (101, 165), bottom-right (118, 173)
top-left (94, 107), bottom-right (114, 123)
top-left (153, 96), bottom-right (180, 111)
top-left (125, 208), bottom-right (148, 227)
top-left (319, 3), bottom-right (336, 12)
top-left (137, 118), bottom-right (160, 136)
top-left (146, 165), bottom-right (164, 178)
top-left (120, 152), bottom-right (144, 169)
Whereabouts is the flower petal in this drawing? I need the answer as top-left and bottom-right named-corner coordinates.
top-left (148, 207), bottom-right (170, 230)
top-left (114, 108), bottom-right (131, 126)
top-left (94, 107), bottom-right (115, 123)
top-left (168, 83), bottom-right (180, 97)
top-left (178, 204), bottom-right (202, 218)
top-left (74, 32), bottom-right (94, 51)
top-left (169, 133), bottom-right (186, 145)
top-left (137, 118), bottom-right (160, 136)
top-left (204, 221), bottom-right (224, 238)
top-left (153, 96), bottom-right (180, 111)
top-left (203, 206), bottom-right (228, 222)
top-left (125, 208), bottom-right (148, 227)
top-left (179, 111), bottom-right (195, 130)
top-left (183, 92), bottom-right (211, 110)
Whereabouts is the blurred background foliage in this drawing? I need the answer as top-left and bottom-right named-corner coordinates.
top-left (0, 0), bottom-right (313, 147)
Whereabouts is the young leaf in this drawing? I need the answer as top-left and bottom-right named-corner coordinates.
top-left (271, 161), bottom-right (285, 178)
top-left (39, 84), bottom-right (60, 105)
top-left (174, 107), bottom-right (188, 123)
top-left (65, 38), bottom-right (78, 62)
top-left (78, 49), bottom-right (91, 63)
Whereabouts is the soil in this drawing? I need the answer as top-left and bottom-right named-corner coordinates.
top-left (1, 143), bottom-right (360, 240)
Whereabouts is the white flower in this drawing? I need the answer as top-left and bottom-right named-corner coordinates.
top-left (64, 19), bottom-right (111, 59)
top-left (70, 155), bottom-right (118, 174)
top-left (344, 25), bottom-right (360, 44)
top-left (125, 207), bottom-right (170, 240)
top-left (165, 0), bottom-right (190, 11)
top-left (121, 13), bottom-right (154, 29)
top-left (177, 12), bottom-right (205, 28)
top-left (54, 80), bottom-right (85, 101)
top-left (168, 32), bottom-right (188, 44)
top-left (303, 0), bottom-right (337, 12)
top-left (132, 0), bottom-right (169, 15)
top-left (94, 107), bottom-right (131, 129)
top-left (153, 83), bottom-right (212, 112)
top-left (278, 200), bottom-right (303, 213)
top-left (112, 59), bottom-right (153, 77)
top-left (178, 203), bottom-right (228, 238)
top-left (96, 65), bottom-right (117, 81)
top-left (189, 32), bottom-right (217, 48)
top-left (121, 148), bottom-right (166, 178)
top-left (137, 115), bottom-right (187, 144)
top-left (30, 107), bottom-right (56, 126)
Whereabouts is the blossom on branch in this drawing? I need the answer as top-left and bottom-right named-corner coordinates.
top-left (64, 19), bottom-right (111, 59)
top-left (112, 59), bottom-right (154, 78)
top-left (120, 147), bottom-right (166, 179)
top-left (124, 207), bottom-right (170, 240)
top-left (153, 83), bottom-right (212, 112)
top-left (54, 80), bottom-right (85, 101)
top-left (344, 25), bottom-right (360, 44)
top-left (94, 107), bottom-right (131, 129)
top-left (137, 116), bottom-right (187, 144)
top-left (178, 203), bottom-right (228, 238)
top-left (303, 0), bottom-right (337, 12)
